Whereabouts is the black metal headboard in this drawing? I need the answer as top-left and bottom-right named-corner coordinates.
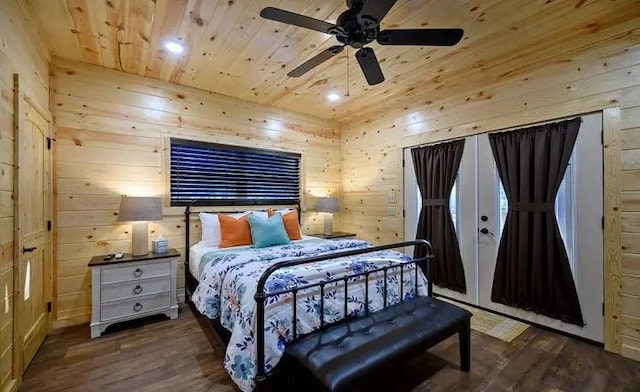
top-left (183, 200), bottom-right (301, 299)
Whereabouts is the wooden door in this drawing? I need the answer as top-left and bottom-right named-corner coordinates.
top-left (16, 91), bottom-right (52, 371)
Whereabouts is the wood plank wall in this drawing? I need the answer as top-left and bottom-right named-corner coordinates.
top-left (49, 58), bottom-right (342, 328)
top-left (0, 0), bottom-right (50, 389)
top-left (341, 42), bottom-right (640, 360)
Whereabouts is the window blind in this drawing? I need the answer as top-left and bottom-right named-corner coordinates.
top-left (170, 138), bottom-right (301, 206)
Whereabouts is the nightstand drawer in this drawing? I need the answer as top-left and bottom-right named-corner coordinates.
top-left (100, 293), bottom-right (171, 321)
top-left (101, 277), bottom-right (171, 303)
top-left (101, 261), bottom-right (171, 284)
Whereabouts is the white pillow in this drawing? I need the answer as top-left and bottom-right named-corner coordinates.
top-left (199, 213), bottom-right (219, 247)
top-left (252, 210), bottom-right (269, 219)
top-left (273, 208), bottom-right (294, 215)
top-left (199, 210), bottom-right (269, 247)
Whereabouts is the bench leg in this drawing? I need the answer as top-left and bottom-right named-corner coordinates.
top-left (459, 319), bottom-right (471, 372)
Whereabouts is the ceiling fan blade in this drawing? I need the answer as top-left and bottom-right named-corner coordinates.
top-left (260, 7), bottom-right (339, 34)
top-left (377, 28), bottom-right (464, 46)
top-left (287, 45), bottom-right (344, 77)
top-left (360, 0), bottom-right (398, 22)
top-left (355, 47), bottom-right (384, 85)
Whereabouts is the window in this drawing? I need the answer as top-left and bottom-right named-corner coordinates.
top-left (170, 138), bottom-right (301, 206)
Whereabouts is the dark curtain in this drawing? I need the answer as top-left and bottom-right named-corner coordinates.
top-left (489, 118), bottom-right (584, 326)
top-left (412, 139), bottom-right (466, 293)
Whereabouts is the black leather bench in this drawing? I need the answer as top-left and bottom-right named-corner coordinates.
top-left (285, 296), bottom-right (472, 391)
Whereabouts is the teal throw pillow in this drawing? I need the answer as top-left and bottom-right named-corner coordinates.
top-left (246, 213), bottom-right (290, 248)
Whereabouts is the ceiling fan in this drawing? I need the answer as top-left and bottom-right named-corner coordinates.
top-left (260, 0), bottom-right (464, 85)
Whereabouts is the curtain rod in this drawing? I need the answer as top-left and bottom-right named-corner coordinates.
top-left (404, 110), bottom-right (597, 151)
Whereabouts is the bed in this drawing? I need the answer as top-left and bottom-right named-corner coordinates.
top-left (184, 203), bottom-right (432, 391)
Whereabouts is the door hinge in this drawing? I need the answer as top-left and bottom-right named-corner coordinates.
top-left (602, 216), bottom-right (605, 230)
top-left (47, 220), bottom-right (52, 231)
top-left (402, 159), bottom-right (405, 168)
top-left (47, 301), bottom-right (52, 313)
top-left (46, 137), bottom-right (56, 150)
top-left (402, 209), bottom-right (406, 218)
top-left (601, 129), bottom-right (604, 145)
top-left (602, 302), bottom-right (605, 316)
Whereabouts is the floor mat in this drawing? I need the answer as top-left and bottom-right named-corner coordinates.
top-left (439, 297), bottom-right (530, 343)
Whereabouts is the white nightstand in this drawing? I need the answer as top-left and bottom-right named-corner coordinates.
top-left (88, 249), bottom-right (180, 338)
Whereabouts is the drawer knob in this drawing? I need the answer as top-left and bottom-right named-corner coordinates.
top-left (133, 285), bottom-right (143, 295)
top-left (133, 267), bottom-right (143, 277)
top-left (133, 302), bottom-right (143, 312)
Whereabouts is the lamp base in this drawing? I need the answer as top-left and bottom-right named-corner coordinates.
top-left (131, 222), bottom-right (149, 256)
top-left (323, 213), bottom-right (334, 236)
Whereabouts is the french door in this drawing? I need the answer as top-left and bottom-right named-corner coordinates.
top-left (404, 113), bottom-right (604, 342)
top-left (403, 136), bottom-right (479, 305)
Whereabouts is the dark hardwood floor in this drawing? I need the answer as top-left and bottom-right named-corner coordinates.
top-left (20, 304), bottom-right (640, 391)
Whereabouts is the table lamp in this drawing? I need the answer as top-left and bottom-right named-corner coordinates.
top-left (118, 197), bottom-right (163, 256)
top-left (317, 197), bottom-right (339, 235)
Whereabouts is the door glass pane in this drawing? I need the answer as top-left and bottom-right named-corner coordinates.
top-left (450, 176), bottom-right (459, 233)
top-left (556, 163), bottom-right (574, 272)
top-left (498, 181), bottom-right (508, 233)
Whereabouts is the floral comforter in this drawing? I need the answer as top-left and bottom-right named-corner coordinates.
top-left (192, 238), bottom-right (429, 392)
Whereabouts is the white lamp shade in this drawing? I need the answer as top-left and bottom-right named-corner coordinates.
top-left (317, 197), bottom-right (339, 213)
top-left (118, 197), bottom-right (163, 222)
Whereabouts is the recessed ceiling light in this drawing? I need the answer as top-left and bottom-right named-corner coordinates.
top-left (164, 40), bottom-right (185, 54)
top-left (327, 92), bottom-right (341, 102)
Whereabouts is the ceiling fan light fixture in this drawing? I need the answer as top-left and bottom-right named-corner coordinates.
top-left (164, 40), bottom-right (185, 54)
top-left (327, 92), bottom-right (341, 102)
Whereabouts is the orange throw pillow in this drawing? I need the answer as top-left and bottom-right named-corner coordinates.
top-left (267, 208), bottom-right (302, 240)
top-left (218, 213), bottom-right (253, 248)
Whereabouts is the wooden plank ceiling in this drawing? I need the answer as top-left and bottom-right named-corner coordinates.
top-left (29, 0), bottom-right (640, 122)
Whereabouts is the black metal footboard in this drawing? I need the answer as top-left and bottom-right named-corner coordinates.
top-left (253, 239), bottom-right (434, 386)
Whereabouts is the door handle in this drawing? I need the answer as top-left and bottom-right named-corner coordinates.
top-left (479, 228), bottom-right (495, 238)
top-left (23, 246), bottom-right (37, 253)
